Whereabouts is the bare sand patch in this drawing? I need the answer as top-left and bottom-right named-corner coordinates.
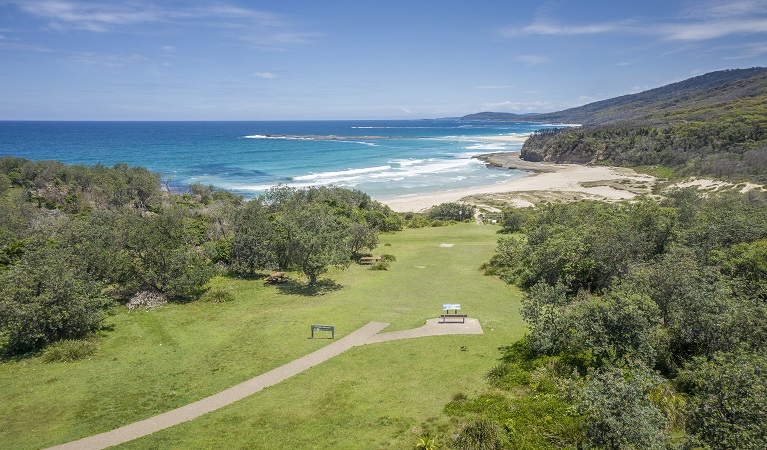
top-left (671, 178), bottom-right (765, 193)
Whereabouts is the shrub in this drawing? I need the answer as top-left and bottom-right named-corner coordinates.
top-left (200, 287), bottom-right (235, 303)
top-left (427, 202), bottom-right (474, 221)
top-left (453, 419), bottom-right (505, 450)
top-left (42, 339), bottom-right (98, 362)
top-left (414, 434), bottom-right (438, 450)
top-left (380, 253), bottom-right (397, 262)
top-left (370, 262), bottom-right (390, 271)
top-left (486, 363), bottom-right (531, 389)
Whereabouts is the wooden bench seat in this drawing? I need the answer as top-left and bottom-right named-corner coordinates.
top-left (440, 314), bottom-right (468, 323)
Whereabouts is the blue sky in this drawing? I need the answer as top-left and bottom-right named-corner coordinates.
top-left (1, 0), bottom-right (766, 120)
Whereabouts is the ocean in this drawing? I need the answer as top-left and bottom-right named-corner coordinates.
top-left (0, 120), bottom-right (555, 200)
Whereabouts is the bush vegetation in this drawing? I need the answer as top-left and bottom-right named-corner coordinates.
top-left (457, 190), bottom-right (767, 449)
top-left (521, 71), bottom-right (767, 183)
top-left (0, 158), bottom-right (402, 356)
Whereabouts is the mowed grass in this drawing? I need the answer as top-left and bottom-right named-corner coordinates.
top-left (0, 223), bottom-right (526, 449)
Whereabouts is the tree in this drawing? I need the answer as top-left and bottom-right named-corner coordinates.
top-left (346, 221), bottom-right (378, 255)
top-left (281, 201), bottom-right (352, 285)
top-left (578, 366), bottom-right (668, 449)
top-left (680, 351), bottom-right (767, 450)
top-left (123, 208), bottom-right (214, 298)
top-left (426, 202), bottom-right (474, 221)
top-left (230, 200), bottom-right (280, 275)
top-left (0, 246), bottom-right (110, 353)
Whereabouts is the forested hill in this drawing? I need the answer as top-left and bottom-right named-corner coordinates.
top-left (519, 68), bottom-right (767, 182)
top-left (462, 67), bottom-right (767, 125)
top-left (529, 67), bottom-right (767, 125)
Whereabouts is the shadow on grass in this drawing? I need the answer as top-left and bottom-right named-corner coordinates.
top-left (276, 279), bottom-right (343, 296)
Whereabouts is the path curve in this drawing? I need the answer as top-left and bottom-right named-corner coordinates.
top-left (48, 318), bottom-right (483, 450)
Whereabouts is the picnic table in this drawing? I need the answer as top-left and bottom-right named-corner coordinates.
top-left (359, 256), bottom-right (382, 265)
top-left (263, 272), bottom-right (288, 284)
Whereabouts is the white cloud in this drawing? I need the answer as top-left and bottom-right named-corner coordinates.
top-left (479, 100), bottom-right (563, 112)
top-left (658, 19), bottom-right (767, 41)
top-left (723, 42), bottom-right (767, 59)
top-left (72, 51), bottom-right (145, 67)
top-left (18, 0), bottom-right (161, 32)
top-left (512, 54), bottom-right (549, 66)
top-left (501, 20), bottom-right (628, 37)
top-left (482, 101), bottom-right (520, 111)
top-left (685, 0), bottom-right (767, 19)
top-left (500, 3), bottom-right (767, 42)
top-left (9, 1), bottom-right (320, 50)
top-left (254, 72), bottom-right (279, 79)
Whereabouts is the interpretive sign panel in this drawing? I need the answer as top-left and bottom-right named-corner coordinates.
top-left (442, 304), bottom-right (461, 311)
top-left (311, 324), bottom-right (335, 339)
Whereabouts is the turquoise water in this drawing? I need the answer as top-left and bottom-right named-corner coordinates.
top-left (0, 120), bottom-right (555, 199)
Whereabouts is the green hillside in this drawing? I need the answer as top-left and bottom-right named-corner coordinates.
top-left (462, 67), bottom-right (767, 126)
top-left (519, 69), bottom-right (767, 182)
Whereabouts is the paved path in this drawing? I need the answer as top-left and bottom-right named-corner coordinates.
top-left (48, 319), bottom-right (483, 450)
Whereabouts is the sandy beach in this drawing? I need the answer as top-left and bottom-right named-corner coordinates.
top-left (377, 135), bottom-right (655, 212)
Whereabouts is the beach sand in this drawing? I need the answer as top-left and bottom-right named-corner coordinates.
top-left (376, 135), bottom-right (655, 212)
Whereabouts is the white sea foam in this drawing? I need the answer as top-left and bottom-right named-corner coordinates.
top-left (390, 158), bottom-right (424, 167)
top-left (350, 126), bottom-right (439, 129)
top-left (293, 165), bottom-right (393, 182)
top-left (464, 143), bottom-right (507, 151)
top-left (242, 134), bottom-right (313, 140)
top-left (343, 140), bottom-right (378, 147)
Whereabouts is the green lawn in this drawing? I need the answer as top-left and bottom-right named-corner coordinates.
top-left (0, 223), bottom-right (527, 449)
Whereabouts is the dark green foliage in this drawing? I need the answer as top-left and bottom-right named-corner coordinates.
top-left (122, 208), bottom-right (215, 298)
top-left (426, 202), bottom-right (474, 221)
top-left (492, 200), bottom-right (674, 293)
top-left (0, 157), bottom-right (164, 211)
top-left (0, 159), bottom-right (402, 354)
top-left (578, 366), bottom-right (667, 449)
top-left (679, 351), bottom-right (767, 450)
top-left (498, 209), bottom-right (524, 233)
top-left (470, 191), bottom-right (767, 448)
top-left (230, 200), bottom-right (280, 274)
top-left (230, 185), bottom-right (399, 283)
top-left (0, 172), bottom-right (10, 196)
top-left (281, 200), bottom-right (354, 285)
top-left (0, 246), bottom-right (110, 353)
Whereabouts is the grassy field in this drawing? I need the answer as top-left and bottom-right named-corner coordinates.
top-left (0, 223), bottom-right (527, 449)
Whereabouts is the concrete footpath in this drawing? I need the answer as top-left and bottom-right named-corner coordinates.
top-left (48, 318), bottom-right (483, 450)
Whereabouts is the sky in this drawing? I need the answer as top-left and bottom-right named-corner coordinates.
top-left (1, 0), bottom-right (766, 120)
